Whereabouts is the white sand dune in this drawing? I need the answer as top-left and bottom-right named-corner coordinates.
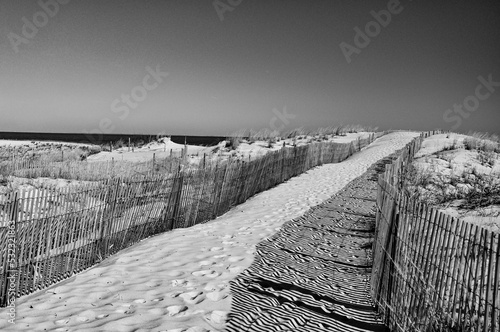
top-left (86, 137), bottom-right (217, 163)
top-left (85, 133), bottom-right (374, 164)
top-left (412, 133), bottom-right (500, 232)
top-left (0, 131), bottom-right (420, 332)
top-left (0, 140), bottom-right (96, 149)
top-left (231, 132), bottom-right (372, 160)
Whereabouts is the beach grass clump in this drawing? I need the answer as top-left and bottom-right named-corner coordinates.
top-left (463, 137), bottom-right (499, 153)
top-left (284, 127), bottom-right (307, 138)
top-left (247, 128), bottom-right (281, 141)
top-left (463, 132), bottom-right (500, 153)
top-left (226, 129), bottom-right (247, 149)
top-left (404, 163), bottom-right (500, 211)
top-left (226, 137), bottom-right (241, 150)
top-left (459, 168), bottom-right (500, 209)
top-left (476, 150), bottom-right (496, 168)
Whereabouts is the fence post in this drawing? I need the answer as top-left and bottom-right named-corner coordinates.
top-left (280, 148), bottom-right (286, 183)
top-left (377, 194), bottom-right (399, 315)
top-left (385, 202), bottom-right (399, 326)
top-left (171, 170), bottom-right (184, 229)
top-left (293, 145), bottom-right (297, 176)
top-left (215, 162), bottom-right (230, 216)
top-left (100, 180), bottom-right (118, 259)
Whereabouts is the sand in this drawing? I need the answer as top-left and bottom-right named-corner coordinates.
top-left (0, 131), bottom-right (420, 332)
top-left (0, 140), bottom-right (95, 149)
top-left (85, 133), bottom-right (374, 164)
top-left (412, 133), bottom-right (500, 232)
top-left (86, 137), bottom-right (218, 163)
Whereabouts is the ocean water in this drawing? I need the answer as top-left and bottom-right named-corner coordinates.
top-left (0, 132), bottom-right (226, 147)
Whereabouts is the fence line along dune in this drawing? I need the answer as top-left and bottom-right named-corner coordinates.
top-left (0, 154), bottom-right (190, 182)
top-left (0, 134), bottom-right (379, 306)
top-left (373, 131), bottom-right (500, 331)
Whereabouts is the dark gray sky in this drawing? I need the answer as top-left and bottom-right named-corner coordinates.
top-left (1, 0), bottom-right (499, 136)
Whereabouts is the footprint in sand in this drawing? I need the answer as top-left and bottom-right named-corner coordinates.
top-left (133, 298), bottom-right (146, 304)
top-left (206, 291), bottom-right (228, 301)
top-left (55, 318), bottom-right (70, 325)
top-left (171, 279), bottom-right (199, 288)
top-left (203, 282), bottom-right (227, 292)
top-left (192, 270), bottom-right (220, 278)
top-left (209, 246), bottom-right (223, 251)
top-left (198, 260), bottom-right (215, 267)
top-left (213, 254), bottom-right (227, 259)
top-left (166, 305), bottom-right (188, 316)
top-left (76, 316), bottom-right (89, 322)
top-left (115, 304), bottom-right (132, 314)
top-left (171, 279), bottom-right (187, 287)
top-left (227, 256), bottom-right (244, 263)
top-left (227, 266), bottom-right (244, 274)
top-left (76, 309), bottom-right (97, 321)
top-left (203, 310), bottom-right (228, 329)
top-left (179, 291), bottom-right (204, 304)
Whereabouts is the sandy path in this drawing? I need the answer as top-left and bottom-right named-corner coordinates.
top-left (0, 131), bottom-right (420, 332)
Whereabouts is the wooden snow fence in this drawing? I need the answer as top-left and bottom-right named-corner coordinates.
top-left (2, 156), bottom-right (186, 181)
top-left (372, 130), bottom-right (500, 331)
top-left (0, 133), bottom-right (379, 306)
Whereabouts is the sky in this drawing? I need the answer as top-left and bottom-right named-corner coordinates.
top-left (0, 0), bottom-right (499, 137)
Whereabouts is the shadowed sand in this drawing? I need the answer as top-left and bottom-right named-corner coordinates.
top-left (0, 132), bottom-right (420, 332)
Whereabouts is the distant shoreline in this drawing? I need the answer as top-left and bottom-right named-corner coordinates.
top-left (0, 131), bottom-right (226, 146)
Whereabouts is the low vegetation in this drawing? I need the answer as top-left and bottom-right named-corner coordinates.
top-left (1, 125), bottom-right (379, 186)
top-left (403, 132), bottom-right (500, 232)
